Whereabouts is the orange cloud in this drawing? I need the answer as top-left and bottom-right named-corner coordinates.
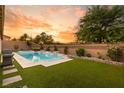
top-left (57, 31), bottom-right (76, 43)
top-left (56, 25), bottom-right (78, 43)
top-left (4, 6), bottom-right (87, 43)
top-left (41, 6), bottom-right (86, 18)
top-left (67, 26), bottom-right (78, 33)
top-left (5, 8), bottom-right (53, 32)
top-left (46, 7), bottom-right (61, 14)
top-left (74, 7), bottom-right (86, 17)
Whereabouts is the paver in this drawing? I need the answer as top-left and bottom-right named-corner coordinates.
top-left (3, 65), bottom-right (15, 69)
top-left (23, 85), bottom-right (28, 88)
top-left (3, 68), bottom-right (18, 75)
top-left (2, 75), bottom-right (22, 86)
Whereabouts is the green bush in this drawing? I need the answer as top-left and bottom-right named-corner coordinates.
top-left (97, 52), bottom-right (102, 59)
top-left (14, 45), bottom-right (19, 51)
top-left (46, 46), bottom-right (50, 51)
top-left (86, 53), bottom-right (92, 57)
top-left (26, 40), bottom-right (32, 47)
top-left (54, 45), bottom-right (58, 51)
top-left (64, 46), bottom-right (68, 54)
top-left (40, 46), bottom-right (44, 50)
top-left (76, 48), bottom-right (85, 56)
top-left (107, 47), bottom-right (122, 62)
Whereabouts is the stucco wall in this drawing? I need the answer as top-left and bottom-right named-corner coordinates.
top-left (2, 41), bottom-right (124, 62)
top-left (2, 40), bottom-right (29, 51)
top-left (44, 44), bottom-right (124, 62)
top-left (0, 39), bottom-right (1, 53)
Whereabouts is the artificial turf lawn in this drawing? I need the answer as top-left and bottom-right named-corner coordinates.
top-left (12, 58), bottom-right (124, 88)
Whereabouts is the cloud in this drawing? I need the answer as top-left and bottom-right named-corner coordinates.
top-left (41, 6), bottom-right (86, 18)
top-left (4, 6), bottom-right (87, 43)
top-left (5, 8), bottom-right (53, 32)
top-left (67, 26), bottom-right (79, 33)
top-left (57, 31), bottom-right (75, 43)
top-left (74, 7), bottom-right (86, 17)
top-left (56, 26), bottom-right (78, 43)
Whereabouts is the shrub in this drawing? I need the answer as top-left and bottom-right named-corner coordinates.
top-left (26, 40), bottom-right (32, 47)
top-left (76, 48), bottom-right (85, 56)
top-left (46, 46), bottom-right (50, 51)
top-left (14, 45), bottom-right (19, 51)
top-left (86, 53), bottom-right (92, 57)
top-left (54, 45), bottom-right (58, 51)
top-left (21, 49), bottom-right (24, 51)
top-left (40, 46), bottom-right (44, 50)
top-left (107, 47), bottom-right (122, 62)
top-left (64, 46), bottom-right (68, 54)
top-left (97, 52), bottom-right (102, 59)
top-left (39, 43), bottom-right (44, 50)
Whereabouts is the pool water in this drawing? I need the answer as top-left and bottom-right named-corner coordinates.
top-left (17, 51), bottom-right (66, 62)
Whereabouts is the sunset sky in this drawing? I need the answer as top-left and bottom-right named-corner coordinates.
top-left (4, 5), bottom-right (88, 43)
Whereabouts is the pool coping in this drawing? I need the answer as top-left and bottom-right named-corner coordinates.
top-left (13, 52), bottom-right (72, 68)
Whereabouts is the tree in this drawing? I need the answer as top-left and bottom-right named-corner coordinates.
top-left (45, 35), bottom-right (53, 44)
top-left (11, 38), bottom-right (17, 41)
top-left (19, 33), bottom-right (29, 41)
top-left (34, 35), bottom-right (42, 44)
top-left (40, 32), bottom-right (53, 44)
top-left (33, 32), bottom-right (54, 44)
top-left (76, 6), bottom-right (124, 43)
top-left (40, 32), bottom-right (48, 44)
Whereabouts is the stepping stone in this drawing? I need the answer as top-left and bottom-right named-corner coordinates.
top-left (3, 65), bottom-right (15, 69)
top-left (3, 68), bottom-right (18, 75)
top-left (23, 85), bottom-right (28, 88)
top-left (2, 75), bottom-right (22, 86)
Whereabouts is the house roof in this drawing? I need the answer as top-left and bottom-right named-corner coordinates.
top-left (3, 35), bottom-right (11, 39)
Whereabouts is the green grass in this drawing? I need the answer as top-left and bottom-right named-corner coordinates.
top-left (12, 58), bottom-right (124, 88)
top-left (3, 81), bottom-right (24, 88)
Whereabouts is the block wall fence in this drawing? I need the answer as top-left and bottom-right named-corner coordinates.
top-left (2, 40), bottom-right (124, 62)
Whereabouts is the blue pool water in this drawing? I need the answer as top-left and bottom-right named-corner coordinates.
top-left (17, 51), bottom-right (65, 62)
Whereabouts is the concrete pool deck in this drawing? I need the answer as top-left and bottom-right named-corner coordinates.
top-left (13, 52), bottom-right (72, 68)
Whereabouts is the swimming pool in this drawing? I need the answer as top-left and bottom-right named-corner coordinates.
top-left (17, 51), bottom-right (66, 62)
top-left (14, 51), bottom-right (72, 68)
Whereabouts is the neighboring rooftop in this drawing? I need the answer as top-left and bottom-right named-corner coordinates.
top-left (3, 35), bottom-right (11, 40)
